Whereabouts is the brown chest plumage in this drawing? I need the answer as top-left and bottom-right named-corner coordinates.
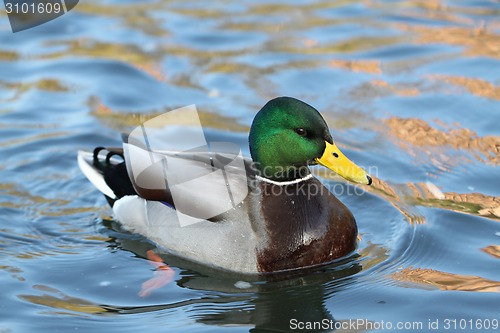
top-left (254, 177), bottom-right (357, 273)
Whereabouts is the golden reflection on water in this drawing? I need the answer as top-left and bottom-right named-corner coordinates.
top-left (329, 59), bottom-right (382, 74)
top-left (366, 177), bottom-right (500, 222)
top-left (76, 2), bottom-right (167, 37)
top-left (0, 79), bottom-right (70, 107)
top-left (398, 24), bottom-right (500, 59)
top-left (431, 75), bottom-right (500, 101)
top-left (0, 132), bottom-right (70, 149)
top-left (369, 116), bottom-right (500, 220)
top-left (0, 183), bottom-right (69, 207)
top-left (0, 50), bottom-right (19, 61)
top-left (90, 97), bottom-right (249, 132)
top-left (0, 265), bottom-right (24, 282)
top-left (0, 79), bottom-right (69, 99)
top-left (370, 80), bottom-right (420, 97)
top-left (50, 0), bottom-right (499, 81)
top-left (392, 267), bottom-right (500, 292)
top-left (482, 245), bottom-right (500, 259)
top-left (358, 243), bottom-right (390, 270)
top-left (385, 117), bottom-right (500, 165)
top-left (19, 285), bottom-right (108, 315)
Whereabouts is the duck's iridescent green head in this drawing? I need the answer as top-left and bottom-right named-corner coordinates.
top-left (249, 97), bottom-right (372, 184)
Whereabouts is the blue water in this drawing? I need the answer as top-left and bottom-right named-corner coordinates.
top-left (1, 1), bottom-right (499, 332)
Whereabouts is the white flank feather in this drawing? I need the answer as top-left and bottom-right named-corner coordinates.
top-left (77, 151), bottom-right (117, 199)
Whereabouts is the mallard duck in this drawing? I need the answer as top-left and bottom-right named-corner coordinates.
top-left (78, 97), bottom-right (371, 274)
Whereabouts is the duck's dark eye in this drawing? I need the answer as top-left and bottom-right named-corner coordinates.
top-left (295, 128), bottom-right (307, 136)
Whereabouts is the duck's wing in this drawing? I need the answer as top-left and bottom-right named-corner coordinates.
top-left (123, 140), bottom-right (254, 220)
top-left (78, 139), bottom-right (255, 221)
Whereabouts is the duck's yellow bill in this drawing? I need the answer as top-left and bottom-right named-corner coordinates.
top-left (315, 141), bottom-right (372, 185)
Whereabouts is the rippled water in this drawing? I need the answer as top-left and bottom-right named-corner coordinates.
top-left (1, 1), bottom-right (499, 332)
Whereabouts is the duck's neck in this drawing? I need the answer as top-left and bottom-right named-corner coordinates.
top-left (253, 164), bottom-right (312, 183)
top-left (256, 173), bottom-right (313, 186)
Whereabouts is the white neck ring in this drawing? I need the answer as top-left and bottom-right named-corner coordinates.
top-left (255, 174), bottom-right (313, 186)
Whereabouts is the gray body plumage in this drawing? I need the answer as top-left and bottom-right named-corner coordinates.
top-left (113, 195), bottom-right (261, 274)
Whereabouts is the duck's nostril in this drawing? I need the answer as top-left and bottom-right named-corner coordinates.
top-left (332, 152), bottom-right (339, 158)
top-left (367, 175), bottom-right (372, 185)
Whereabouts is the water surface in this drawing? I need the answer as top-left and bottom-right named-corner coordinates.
top-left (1, 1), bottom-right (499, 332)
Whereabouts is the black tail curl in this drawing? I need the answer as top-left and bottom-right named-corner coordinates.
top-left (93, 147), bottom-right (137, 206)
